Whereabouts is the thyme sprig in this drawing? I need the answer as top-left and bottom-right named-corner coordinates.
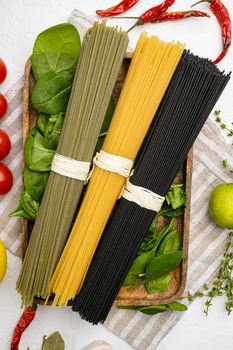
top-left (214, 110), bottom-right (233, 137)
top-left (186, 231), bottom-right (233, 316)
top-left (214, 110), bottom-right (233, 174)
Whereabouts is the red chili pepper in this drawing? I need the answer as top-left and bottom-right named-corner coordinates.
top-left (140, 0), bottom-right (175, 23)
top-left (153, 10), bottom-right (210, 23)
top-left (127, 0), bottom-right (175, 31)
top-left (96, 0), bottom-right (139, 17)
top-left (192, 0), bottom-right (231, 64)
top-left (10, 306), bottom-right (37, 350)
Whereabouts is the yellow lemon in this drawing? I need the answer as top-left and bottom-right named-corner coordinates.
top-left (209, 183), bottom-right (233, 229)
top-left (0, 240), bottom-right (7, 283)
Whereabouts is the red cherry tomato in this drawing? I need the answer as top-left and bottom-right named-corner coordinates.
top-left (0, 162), bottom-right (13, 195)
top-left (0, 130), bottom-right (11, 160)
top-left (0, 59), bottom-right (7, 84)
top-left (0, 94), bottom-right (7, 119)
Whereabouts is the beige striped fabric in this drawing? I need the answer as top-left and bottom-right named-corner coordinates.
top-left (0, 10), bottom-right (231, 350)
top-left (0, 78), bottom-right (23, 257)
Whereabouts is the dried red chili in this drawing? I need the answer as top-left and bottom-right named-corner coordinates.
top-left (192, 0), bottom-right (231, 63)
top-left (154, 10), bottom-right (210, 23)
top-left (96, 0), bottom-right (139, 17)
top-left (10, 305), bottom-right (37, 350)
top-left (140, 0), bottom-right (175, 23)
top-left (127, 0), bottom-right (175, 31)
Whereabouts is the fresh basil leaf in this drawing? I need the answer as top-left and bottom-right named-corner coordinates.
top-left (25, 131), bottom-right (56, 172)
top-left (37, 112), bottom-right (64, 147)
top-left (32, 23), bottom-right (81, 82)
top-left (165, 184), bottom-right (186, 209)
top-left (139, 302), bottom-right (187, 314)
top-left (24, 166), bottom-right (49, 202)
top-left (124, 219), bottom-right (176, 286)
top-left (159, 205), bottom-right (184, 217)
top-left (19, 190), bottom-right (39, 221)
top-left (156, 230), bottom-right (180, 255)
top-left (42, 331), bottom-right (65, 350)
top-left (138, 305), bottom-right (169, 315)
top-left (44, 113), bottom-right (64, 147)
top-left (37, 113), bottom-right (49, 134)
top-left (32, 72), bottom-right (72, 114)
top-left (153, 218), bottom-right (175, 253)
top-left (123, 250), bottom-right (155, 286)
top-left (118, 305), bottom-right (168, 315)
top-left (167, 302), bottom-right (188, 311)
top-left (139, 220), bottom-right (158, 254)
top-left (145, 251), bottom-right (183, 282)
top-left (118, 302), bottom-right (187, 315)
top-left (9, 202), bottom-right (35, 221)
top-left (139, 237), bottom-right (158, 254)
top-left (149, 219), bottom-right (157, 235)
top-left (146, 274), bottom-right (171, 294)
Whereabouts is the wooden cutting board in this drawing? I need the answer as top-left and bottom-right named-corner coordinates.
top-left (22, 53), bottom-right (192, 306)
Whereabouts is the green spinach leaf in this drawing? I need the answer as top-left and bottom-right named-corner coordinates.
top-left (32, 72), bottom-right (72, 114)
top-left (32, 23), bottom-right (81, 82)
top-left (165, 184), bottom-right (186, 209)
top-left (167, 302), bottom-right (188, 311)
top-left (158, 184), bottom-right (186, 217)
top-left (159, 205), bottom-right (184, 217)
top-left (156, 230), bottom-right (180, 255)
top-left (37, 112), bottom-right (64, 147)
top-left (20, 190), bottom-right (39, 220)
top-left (118, 302), bottom-right (187, 315)
top-left (123, 250), bottom-right (155, 286)
top-left (9, 203), bottom-right (34, 221)
top-left (124, 219), bottom-right (176, 287)
top-left (145, 251), bottom-right (183, 282)
top-left (138, 220), bottom-right (158, 254)
top-left (25, 129), bottom-right (56, 171)
top-left (10, 190), bottom-right (39, 221)
top-left (146, 274), bottom-right (171, 294)
top-left (37, 113), bottom-right (49, 134)
top-left (24, 166), bottom-right (49, 202)
top-left (153, 218), bottom-right (175, 253)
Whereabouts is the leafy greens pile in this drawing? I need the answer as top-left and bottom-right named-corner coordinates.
top-left (9, 23), bottom-right (81, 221)
top-left (124, 184), bottom-right (186, 294)
top-left (10, 113), bottom-right (64, 221)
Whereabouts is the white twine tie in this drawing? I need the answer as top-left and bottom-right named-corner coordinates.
top-left (51, 153), bottom-right (91, 182)
top-left (92, 150), bottom-right (133, 178)
top-left (121, 180), bottom-right (165, 212)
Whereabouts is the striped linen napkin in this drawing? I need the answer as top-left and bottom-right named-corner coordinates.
top-left (0, 9), bottom-right (232, 350)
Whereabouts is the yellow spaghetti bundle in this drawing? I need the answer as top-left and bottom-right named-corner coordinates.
top-left (48, 33), bottom-right (184, 306)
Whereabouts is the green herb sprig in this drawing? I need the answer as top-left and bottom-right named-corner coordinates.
top-left (215, 110), bottom-right (233, 137)
top-left (186, 231), bottom-right (233, 316)
top-left (214, 110), bottom-right (233, 174)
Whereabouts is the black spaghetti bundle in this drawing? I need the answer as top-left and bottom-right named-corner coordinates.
top-left (72, 51), bottom-right (231, 324)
